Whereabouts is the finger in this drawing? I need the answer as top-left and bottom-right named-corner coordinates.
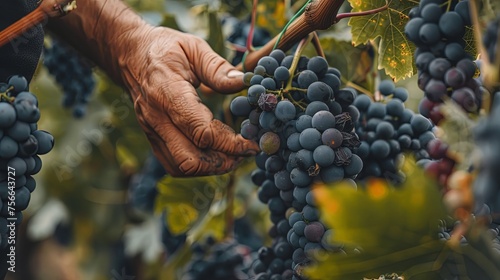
top-left (186, 36), bottom-right (245, 94)
top-left (153, 78), bottom-right (258, 155)
top-left (208, 119), bottom-right (260, 156)
top-left (135, 99), bottom-right (244, 176)
top-left (150, 115), bottom-right (244, 176)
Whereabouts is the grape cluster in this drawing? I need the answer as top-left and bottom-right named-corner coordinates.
top-left (182, 237), bottom-right (251, 280)
top-left (231, 50), bottom-right (362, 279)
top-left (0, 75), bottom-right (54, 249)
top-left (482, 16), bottom-right (499, 64)
top-left (128, 152), bottom-right (166, 213)
top-left (437, 202), bottom-right (500, 278)
top-left (43, 38), bottom-right (96, 118)
top-left (352, 80), bottom-right (435, 183)
top-left (404, 0), bottom-right (482, 119)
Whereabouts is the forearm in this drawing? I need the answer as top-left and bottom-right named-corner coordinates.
top-left (46, 0), bottom-right (151, 86)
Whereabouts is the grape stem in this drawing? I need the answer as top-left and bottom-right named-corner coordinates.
top-left (238, 0), bottom-right (346, 72)
top-left (285, 32), bottom-right (314, 92)
top-left (311, 31), bottom-right (325, 58)
top-left (333, 1), bottom-right (389, 23)
top-left (0, 86), bottom-right (15, 102)
top-left (247, 0), bottom-right (259, 52)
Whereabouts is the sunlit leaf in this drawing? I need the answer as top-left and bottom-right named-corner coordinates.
top-left (306, 158), bottom-right (448, 279)
top-left (155, 175), bottom-right (230, 235)
top-left (348, 0), bottom-right (418, 81)
top-left (115, 142), bottom-right (138, 170)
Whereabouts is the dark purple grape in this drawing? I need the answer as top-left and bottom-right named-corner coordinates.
top-left (451, 87), bottom-right (478, 113)
top-left (258, 93), bottom-right (278, 111)
top-left (439, 12), bottom-right (465, 39)
top-left (444, 67), bottom-right (466, 88)
top-left (419, 23), bottom-right (441, 45)
top-left (321, 128), bottom-right (343, 149)
top-left (230, 96), bottom-right (252, 117)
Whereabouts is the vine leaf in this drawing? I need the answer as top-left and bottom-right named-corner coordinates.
top-left (305, 159), bottom-right (448, 279)
top-left (348, 0), bottom-right (418, 81)
top-left (155, 175), bottom-right (230, 235)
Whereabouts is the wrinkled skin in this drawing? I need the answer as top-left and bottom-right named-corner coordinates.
top-left (129, 28), bottom-right (260, 176)
top-left (46, 0), bottom-right (259, 176)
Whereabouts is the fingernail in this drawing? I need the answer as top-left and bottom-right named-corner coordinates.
top-left (228, 70), bottom-right (244, 78)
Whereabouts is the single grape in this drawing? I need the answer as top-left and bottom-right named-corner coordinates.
top-left (344, 154), bottom-right (363, 177)
top-left (275, 100), bottom-right (296, 122)
top-left (321, 128), bottom-right (343, 149)
top-left (32, 130), bottom-right (54, 154)
top-left (230, 96), bottom-right (252, 117)
top-left (0, 103), bottom-right (16, 128)
top-left (421, 3), bottom-right (442, 23)
top-left (269, 49), bottom-right (286, 64)
top-left (307, 56), bottom-right (329, 77)
top-left (307, 81), bottom-right (332, 102)
top-left (439, 12), bottom-right (465, 39)
top-left (259, 131), bottom-right (281, 155)
top-left (274, 66), bottom-right (290, 84)
top-left (419, 23), bottom-right (441, 45)
top-left (444, 67), bottom-right (466, 88)
top-left (261, 77), bottom-right (277, 90)
top-left (454, 1), bottom-right (471, 25)
top-left (311, 111), bottom-right (335, 132)
top-left (410, 114), bottom-right (432, 135)
top-left (429, 58), bottom-right (452, 80)
top-left (313, 145), bottom-right (335, 167)
top-left (258, 56), bottom-right (280, 75)
top-left (378, 80), bottom-right (395, 96)
top-left (298, 70), bottom-right (318, 89)
top-left (295, 115), bottom-right (312, 132)
top-left (305, 101), bottom-right (329, 116)
top-left (444, 42), bottom-right (465, 62)
top-left (370, 140), bottom-right (391, 160)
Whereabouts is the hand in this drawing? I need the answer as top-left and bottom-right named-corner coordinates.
top-left (48, 0), bottom-right (259, 176)
top-left (123, 27), bottom-right (259, 176)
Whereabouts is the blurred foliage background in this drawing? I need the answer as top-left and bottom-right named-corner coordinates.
top-left (6, 0), bottom-right (483, 279)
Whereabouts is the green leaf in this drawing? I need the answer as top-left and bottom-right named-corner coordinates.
top-left (155, 175), bottom-right (230, 235)
top-left (348, 0), bottom-right (418, 81)
top-left (306, 158), bottom-right (448, 279)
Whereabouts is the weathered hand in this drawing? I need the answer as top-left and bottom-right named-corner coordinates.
top-left (123, 27), bottom-right (259, 176)
top-left (47, 0), bottom-right (259, 176)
